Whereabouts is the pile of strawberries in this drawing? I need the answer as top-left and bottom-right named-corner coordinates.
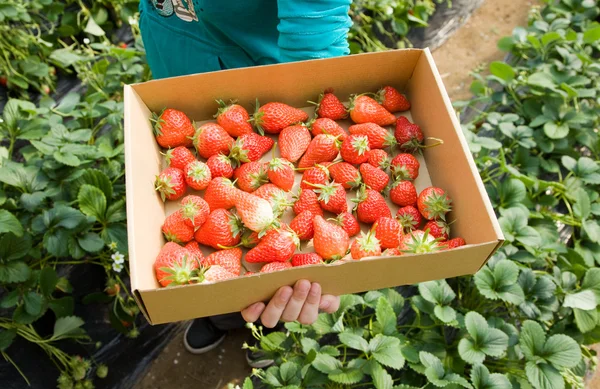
top-left (151, 86), bottom-right (465, 287)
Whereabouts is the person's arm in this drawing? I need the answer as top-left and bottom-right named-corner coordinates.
top-left (241, 280), bottom-right (340, 327)
top-left (277, 0), bottom-right (352, 62)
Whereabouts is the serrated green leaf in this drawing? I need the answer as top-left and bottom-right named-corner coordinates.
top-left (301, 338), bottom-right (319, 354)
top-left (458, 338), bottom-right (486, 364)
top-left (376, 297), bottom-right (397, 336)
top-left (53, 151), bottom-right (81, 166)
top-left (563, 290), bottom-right (597, 310)
top-left (78, 232), bottom-right (105, 252)
top-left (279, 361), bottom-right (298, 383)
top-left (40, 267), bottom-right (58, 297)
top-left (371, 362), bottom-right (393, 389)
top-left (78, 184), bottom-right (107, 221)
top-left (419, 280), bottom-right (455, 305)
top-left (520, 321), bottom-right (546, 360)
top-left (48, 297), bottom-right (74, 318)
top-left (381, 288), bottom-right (405, 316)
top-left (434, 305), bottom-right (456, 323)
top-left (0, 233), bottom-right (31, 260)
top-left (0, 210), bottom-right (23, 237)
top-left (339, 331), bottom-right (369, 352)
top-left (312, 353), bottom-right (342, 374)
top-left (23, 292), bottom-right (43, 316)
top-left (369, 335), bottom-right (405, 370)
top-left (525, 361), bottom-right (564, 389)
top-left (0, 261), bottom-right (31, 283)
top-left (543, 334), bottom-right (581, 369)
top-left (242, 377), bottom-right (254, 389)
top-left (0, 329), bottom-right (17, 351)
top-left (471, 364), bottom-right (512, 389)
top-left (329, 368), bottom-right (364, 385)
top-left (52, 316), bottom-right (85, 339)
top-left (490, 62), bottom-right (515, 83)
top-left (583, 26), bottom-right (600, 44)
top-left (260, 331), bottom-right (287, 352)
top-left (574, 308), bottom-right (597, 333)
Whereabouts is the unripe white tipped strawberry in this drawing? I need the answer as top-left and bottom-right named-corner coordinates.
top-left (399, 230), bottom-right (442, 254)
top-left (351, 230), bottom-right (382, 260)
top-left (234, 190), bottom-right (276, 236)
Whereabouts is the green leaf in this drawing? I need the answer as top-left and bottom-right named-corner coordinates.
top-left (528, 73), bottom-right (556, 89)
top-left (563, 290), bottom-right (597, 310)
top-left (0, 233), bottom-right (31, 260)
top-left (260, 331), bottom-right (287, 352)
top-left (53, 151), bottom-right (81, 166)
top-left (460, 312), bottom-right (508, 363)
top-left (301, 338), bottom-right (319, 354)
top-left (242, 377), bottom-right (254, 389)
top-left (434, 305), bottom-right (456, 323)
top-left (543, 122), bottom-right (569, 139)
top-left (520, 321), bottom-right (546, 360)
top-left (55, 92), bottom-right (80, 113)
top-left (101, 223), bottom-right (128, 254)
top-left (52, 316), bottom-right (85, 339)
top-left (371, 362), bottom-right (393, 389)
top-left (376, 297), bottom-right (397, 336)
top-left (50, 48), bottom-right (84, 67)
top-left (312, 353), bottom-right (342, 374)
top-left (23, 292), bottom-right (43, 316)
top-left (471, 364), bottom-right (512, 389)
top-left (106, 200), bottom-right (126, 223)
top-left (381, 288), bottom-right (405, 315)
top-left (525, 361), bottom-right (564, 389)
top-left (284, 322), bottom-right (308, 334)
top-left (543, 334), bottom-right (581, 369)
top-left (458, 338), bottom-right (486, 364)
top-left (419, 280), bottom-right (455, 305)
top-left (78, 184), bottom-right (107, 221)
top-left (490, 62), bottom-right (515, 83)
top-left (420, 352), bottom-right (444, 380)
top-left (573, 308), bottom-right (598, 333)
top-left (0, 210), bottom-right (23, 237)
top-left (0, 261), bottom-right (31, 283)
top-left (0, 290), bottom-right (19, 308)
top-left (369, 335), bottom-right (405, 370)
top-left (40, 267), bottom-right (58, 297)
top-left (339, 331), bottom-right (369, 352)
top-left (583, 220), bottom-right (600, 243)
top-left (0, 329), bottom-right (17, 351)
top-left (279, 361), bottom-right (298, 383)
top-left (583, 26), bottom-right (600, 44)
top-left (78, 232), bottom-right (105, 253)
top-left (573, 189), bottom-right (591, 220)
top-left (71, 169), bottom-right (113, 200)
top-left (329, 367), bottom-right (364, 384)
top-left (48, 297), bottom-right (75, 318)
top-left (582, 269), bottom-right (600, 298)
top-left (84, 16), bottom-right (105, 36)
top-left (474, 261), bottom-right (524, 305)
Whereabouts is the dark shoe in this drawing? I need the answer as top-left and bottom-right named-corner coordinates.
top-left (245, 323), bottom-right (283, 368)
top-left (183, 318), bottom-right (226, 354)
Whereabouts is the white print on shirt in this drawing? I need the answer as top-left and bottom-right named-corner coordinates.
top-left (152, 0), bottom-right (198, 22)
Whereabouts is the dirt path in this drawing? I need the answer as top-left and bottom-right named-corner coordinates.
top-left (136, 1), bottom-right (538, 388)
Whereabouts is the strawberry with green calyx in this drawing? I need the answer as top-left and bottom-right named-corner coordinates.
top-left (154, 243), bottom-right (199, 287)
top-left (206, 154), bottom-right (234, 179)
top-left (359, 163), bottom-right (389, 193)
top-left (293, 188), bottom-right (323, 216)
top-left (395, 116), bottom-right (443, 153)
top-left (373, 217), bottom-right (402, 249)
top-left (151, 108), bottom-right (195, 148)
top-left (352, 186), bottom-right (391, 224)
top-left (240, 230), bottom-right (261, 248)
top-left (418, 187), bottom-right (452, 221)
top-left (204, 177), bottom-right (237, 211)
top-left (180, 195), bottom-right (210, 229)
top-left (423, 219), bottom-right (451, 241)
top-left (313, 215), bottom-right (350, 261)
top-left (377, 86), bottom-right (411, 113)
top-left (233, 161), bottom-right (269, 193)
top-left (348, 123), bottom-right (397, 149)
top-left (245, 227), bottom-right (299, 263)
top-left (390, 153), bottom-right (420, 181)
top-left (205, 248), bottom-right (243, 276)
top-left (250, 100), bottom-right (309, 135)
top-left (382, 248), bottom-right (402, 256)
top-left (310, 88), bottom-right (348, 120)
top-left (396, 205), bottom-right (423, 232)
top-left (260, 262), bottom-right (293, 273)
top-left (440, 237), bottom-right (466, 250)
top-left (290, 210), bottom-right (315, 241)
top-left (228, 133), bottom-right (274, 167)
top-left (390, 179), bottom-right (417, 207)
top-left (348, 94), bottom-right (396, 126)
top-left (308, 117), bottom-right (348, 140)
top-left (300, 164), bottom-right (330, 190)
top-left (292, 253), bottom-right (323, 267)
top-left (325, 161), bottom-right (362, 189)
top-left (267, 158), bottom-right (295, 191)
top-left (234, 190), bottom-right (276, 236)
top-left (279, 124), bottom-right (312, 163)
top-left (184, 160), bottom-right (211, 190)
top-left (155, 167), bottom-right (187, 201)
top-left (253, 183), bottom-right (293, 216)
top-left (305, 181), bottom-right (347, 214)
top-left (298, 134), bottom-right (341, 169)
top-left (201, 265), bottom-right (237, 283)
top-left (163, 146), bottom-right (196, 170)
top-left (340, 134), bottom-right (370, 165)
top-left (194, 209), bottom-right (243, 249)
top-left (367, 149), bottom-right (390, 170)
top-left (214, 99), bottom-right (253, 137)
top-left (331, 212), bottom-right (360, 237)
top-left (351, 230), bottom-right (382, 260)
top-left (184, 241), bottom-right (206, 265)
top-left (193, 122), bottom-right (234, 159)
top-left (399, 229), bottom-right (442, 254)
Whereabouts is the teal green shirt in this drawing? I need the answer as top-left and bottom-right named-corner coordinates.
top-left (139, 0), bottom-right (352, 79)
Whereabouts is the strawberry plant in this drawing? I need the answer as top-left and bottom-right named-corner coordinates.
top-left (242, 1), bottom-right (600, 389)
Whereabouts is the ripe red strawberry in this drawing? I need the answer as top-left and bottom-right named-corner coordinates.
top-left (251, 101), bottom-right (309, 135)
top-left (195, 209), bottom-right (243, 249)
top-left (260, 262), bottom-right (293, 273)
top-left (267, 158), bottom-right (295, 191)
top-left (348, 123), bottom-right (396, 149)
top-left (214, 100), bottom-right (253, 137)
top-left (291, 253), bottom-right (323, 267)
top-left (206, 154), bottom-right (234, 179)
top-left (333, 212), bottom-right (360, 237)
top-left (313, 215), bottom-right (350, 260)
top-left (396, 205), bottom-right (423, 232)
top-left (399, 230), bottom-right (441, 253)
top-left (354, 187), bottom-right (391, 224)
top-left (309, 118), bottom-right (348, 140)
top-left (253, 183), bottom-right (292, 216)
top-left (290, 210), bottom-right (315, 241)
top-left (359, 164), bottom-right (389, 192)
top-left (205, 248), bottom-right (243, 276)
top-left (377, 86), bottom-right (410, 113)
top-left (382, 248), bottom-right (402, 256)
top-left (228, 133), bottom-right (274, 167)
top-left (154, 242), bottom-right (198, 287)
top-left (349, 95), bottom-right (396, 126)
top-left (351, 230), bottom-right (381, 260)
top-left (395, 116), bottom-right (424, 152)
top-left (368, 149), bottom-right (390, 170)
top-left (326, 162), bottom-right (362, 189)
top-left (164, 146), bottom-right (196, 170)
top-left (193, 122), bottom-right (234, 159)
top-left (180, 195), bottom-right (210, 228)
top-left (279, 124), bottom-right (312, 163)
top-left (298, 134), bottom-right (340, 169)
top-left (184, 241), bottom-right (206, 265)
top-left (310, 182), bottom-right (348, 214)
top-left (234, 191), bottom-right (276, 233)
top-left (293, 189), bottom-right (323, 217)
top-left (313, 89), bottom-right (347, 120)
top-left (423, 220), bottom-right (450, 241)
top-left (373, 217), bottom-right (402, 249)
top-left (151, 108), bottom-right (195, 148)
top-left (202, 265), bottom-right (236, 283)
top-left (340, 134), bottom-right (370, 165)
top-left (301, 164), bottom-right (330, 190)
top-left (155, 167), bottom-right (186, 201)
top-left (234, 161), bottom-right (269, 193)
top-left (440, 237), bottom-right (466, 250)
top-left (241, 230), bottom-right (261, 248)
top-left (418, 187), bottom-right (452, 221)
top-left (245, 271), bottom-right (256, 276)
top-left (246, 227), bottom-right (299, 263)
top-left (184, 160), bottom-right (212, 190)
top-left (391, 153), bottom-right (420, 181)
top-left (162, 210), bottom-right (195, 243)
top-left (204, 177), bottom-right (237, 211)
top-left (390, 180), bottom-right (417, 207)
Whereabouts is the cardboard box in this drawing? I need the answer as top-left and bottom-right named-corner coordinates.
top-left (124, 48), bottom-right (504, 325)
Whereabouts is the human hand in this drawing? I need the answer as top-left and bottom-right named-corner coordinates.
top-left (241, 280), bottom-right (340, 328)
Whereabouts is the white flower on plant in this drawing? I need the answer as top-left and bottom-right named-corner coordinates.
top-left (108, 241), bottom-right (118, 250)
top-left (111, 252), bottom-right (125, 264)
top-left (128, 16), bottom-right (138, 26)
top-left (385, 6), bottom-right (393, 15)
top-left (112, 262), bottom-right (123, 273)
top-left (83, 38), bottom-right (90, 44)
